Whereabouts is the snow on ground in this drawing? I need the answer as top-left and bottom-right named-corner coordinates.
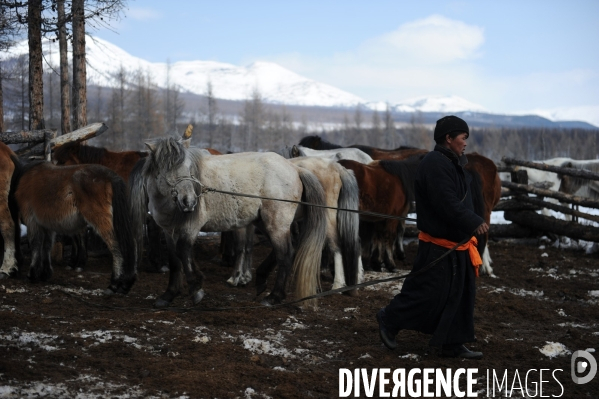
top-left (538, 342), bottom-right (571, 358)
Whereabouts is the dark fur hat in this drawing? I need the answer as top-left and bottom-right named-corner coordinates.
top-left (433, 115), bottom-right (469, 141)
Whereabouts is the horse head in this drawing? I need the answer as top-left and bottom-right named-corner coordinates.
top-left (145, 137), bottom-right (199, 213)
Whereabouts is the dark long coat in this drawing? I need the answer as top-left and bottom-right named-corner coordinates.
top-left (383, 144), bottom-right (483, 347)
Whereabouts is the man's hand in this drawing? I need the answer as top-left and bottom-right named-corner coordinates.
top-left (475, 222), bottom-right (489, 235)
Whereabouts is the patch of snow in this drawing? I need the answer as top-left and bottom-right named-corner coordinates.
top-left (282, 316), bottom-right (306, 330)
top-left (0, 329), bottom-right (60, 351)
top-left (343, 308), bottom-right (358, 313)
top-left (399, 353), bottom-right (420, 361)
top-left (589, 290), bottom-right (599, 297)
top-left (539, 342), bottom-right (571, 358)
top-left (556, 309), bottom-right (567, 317)
top-left (359, 353), bottom-right (372, 359)
top-left (557, 322), bottom-right (595, 329)
top-left (5, 287), bottom-right (26, 294)
top-left (243, 338), bottom-right (296, 359)
top-left (541, 253), bottom-right (549, 257)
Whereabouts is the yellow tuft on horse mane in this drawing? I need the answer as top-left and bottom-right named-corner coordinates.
top-left (183, 124), bottom-right (193, 139)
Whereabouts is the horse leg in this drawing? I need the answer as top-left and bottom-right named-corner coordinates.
top-left (261, 232), bottom-right (294, 306)
top-left (155, 234), bottom-right (185, 308)
top-left (255, 248), bottom-right (277, 297)
top-left (359, 222), bottom-right (375, 271)
top-left (329, 240), bottom-right (346, 290)
top-left (394, 221), bottom-right (406, 261)
top-left (220, 230), bottom-right (236, 267)
top-left (226, 227), bottom-right (251, 287)
top-left (39, 231), bottom-right (55, 281)
top-left (146, 216), bottom-right (168, 273)
top-left (177, 235), bottom-right (205, 305)
top-left (69, 232), bottom-right (88, 273)
top-left (28, 226), bottom-right (53, 282)
top-left (0, 184), bottom-right (17, 278)
top-left (241, 226), bottom-right (255, 285)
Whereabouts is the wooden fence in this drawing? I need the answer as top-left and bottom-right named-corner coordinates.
top-left (493, 157), bottom-right (599, 242)
top-left (0, 123), bottom-right (108, 160)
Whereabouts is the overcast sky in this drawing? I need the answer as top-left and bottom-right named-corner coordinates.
top-left (94, 0), bottom-right (598, 121)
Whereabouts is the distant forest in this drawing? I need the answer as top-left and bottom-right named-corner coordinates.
top-left (1, 57), bottom-right (597, 163)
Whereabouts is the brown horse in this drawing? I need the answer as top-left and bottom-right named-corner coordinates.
top-left (15, 161), bottom-right (137, 293)
top-left (0, 142), bottom-right (23, 278)
top-left (299, 135), bottom-right (501, 275)
top-left (337, 157), bottom-right (419, 272)
top-left (53, 141), bottom-right (148, 183)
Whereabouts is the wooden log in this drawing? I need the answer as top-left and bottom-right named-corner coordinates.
top-left (493, 199), bottom-right (540, 212)
top-left (500, 187), bottom-right (513, 198)
top-left (515, 195), bottom-right (599, 224)
top-left (503, 157), bottom-right (599, 181)
top-left (0, 129), bottom-right (57, 144)
top-left (489, 223), bottom-right (537, 239)
top-left (502, 180), bottom-right (599, 208)
top-left (22, 123), bottom-right (108, 156)
top-left (504, 210), bottom-right (599, 242)
top-left (497, 165), bottom-right (515, 173)
top-left (52, 122), bottom-right (108, 148)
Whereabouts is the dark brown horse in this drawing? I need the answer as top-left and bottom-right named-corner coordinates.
top-left (15, 162), bottom-right (136, 293)
top-left (337, 157), bottom-right (420, 272)
top-left (299, 135), bottom-right (501, 275)
top-left (53, 141), bottom-right (148, 183)
top-left (0, 142), bottom-right (23, 279)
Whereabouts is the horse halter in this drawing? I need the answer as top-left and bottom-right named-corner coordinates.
top-left (161, 174), bottom-right (203, 200)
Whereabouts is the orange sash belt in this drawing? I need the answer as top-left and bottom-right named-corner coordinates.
top-left (418, 231), bottom-right (482, 277)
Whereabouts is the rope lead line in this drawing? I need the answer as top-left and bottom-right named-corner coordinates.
top-left (199, 183), bottom-right (417, 222)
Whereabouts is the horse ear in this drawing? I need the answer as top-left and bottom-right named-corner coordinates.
top-left (292, 145), bottom-right (300, 158)
top-left (182, 138), bottom-right (192, 148)
top-left (145, 142), bottom-right (157, 153)
top-left (183, 124), bottom-right (193, 139)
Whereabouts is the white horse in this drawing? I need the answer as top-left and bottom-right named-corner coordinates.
top-left (288, 157), bottom-right (363, 290)
top-left (130, 137), bottom-right (328, 308)
top-left (279, 145), bottom-right (373, 164)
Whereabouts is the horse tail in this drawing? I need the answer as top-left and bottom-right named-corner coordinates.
top-left (468, 168), bottom-right (491, 274)
top-left (109, 174), bottom-right (137, 283)
top-left (128, 158), bottom-right (148, 271)
top-left (333, 162), bottom-right (361, 286)
top-left (293, 167), bottom-right (327, 308)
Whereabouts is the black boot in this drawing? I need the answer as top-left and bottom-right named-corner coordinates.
top-left (441, 344), bottom-right (483, 359)
top-left (376, 309), bottom-right (397, 350)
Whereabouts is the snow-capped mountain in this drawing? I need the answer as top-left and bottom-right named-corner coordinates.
top-left (366, 95), bottom-right (487, 114)
top-left (2, 36), bottom-right (597, 127)
top-left (2, 36), bottom-right (366, 108)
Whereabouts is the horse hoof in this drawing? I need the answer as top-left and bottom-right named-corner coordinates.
top-left (104, 288), bottom-right (116, 296)
top-left (159, 265), bottom-right (169, 273)
top-left (256, 283), bottom-right (267, 297)
top-left (260, 295), bottom-right (280, 307)
top-left (154, 298), bottom-right (171, 308)
top-left (192, 289), bottom-right (205, 305)
top-left (0, 272), bottom-right (10, 280)
top-left (226, 277), bottom-right (238, 287)
top-left (342, 289), bottom-right (359, 297)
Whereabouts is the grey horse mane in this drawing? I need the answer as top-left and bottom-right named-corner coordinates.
top-left (143, 137), bottom-right (204, 177)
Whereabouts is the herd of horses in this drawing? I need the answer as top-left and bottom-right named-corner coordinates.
top-left (0, 131), bottom-right (507, 309)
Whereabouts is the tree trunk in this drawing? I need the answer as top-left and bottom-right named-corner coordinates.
top-left (28, 0), bottom-right (45, 130)
top-left (57, 0), bottom-right (71, 135)
top-left (0, 63), bottom-right (4, 133)
top-left (71, 0), bottom-right (87, 130)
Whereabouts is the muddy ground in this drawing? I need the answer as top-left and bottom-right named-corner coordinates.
top-left (0, 234), bottom-right (598, 398)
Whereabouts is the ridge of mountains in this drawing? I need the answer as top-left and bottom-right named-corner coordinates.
top-left (2, 36), bottom-right (596, 129)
